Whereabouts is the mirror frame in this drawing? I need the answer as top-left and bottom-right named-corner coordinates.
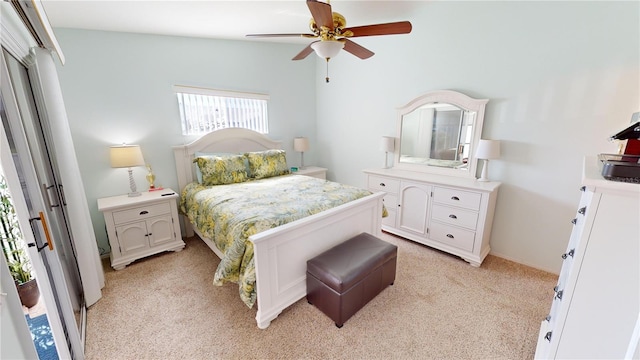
top-left (393, 90), bottom-right (488, 178)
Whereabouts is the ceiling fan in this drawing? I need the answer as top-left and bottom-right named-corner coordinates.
top-left (246, 0), bottom-right (412, 82)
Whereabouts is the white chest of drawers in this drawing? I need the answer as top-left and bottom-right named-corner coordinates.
top-left (97, 189), bottom-right (185, 270)
top-left (534, 158), bottom-right (640, 359)
top-left (364, 168), bottom-right (500, 266)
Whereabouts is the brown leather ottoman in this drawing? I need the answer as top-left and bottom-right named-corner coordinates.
top-left (306, 232), bottom-right (397, 328)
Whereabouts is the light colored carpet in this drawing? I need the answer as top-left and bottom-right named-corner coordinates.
top-left (85, 232), bottom-right (556, 360)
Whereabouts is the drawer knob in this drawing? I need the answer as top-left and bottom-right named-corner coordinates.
top-left (446, 234), bottom-right (454, 239)
top-left (379, 183), bottom-right (386, 187)
top-left (570, 218), bottom-right (577, 225)
top-left (578, 206), bottom-right (586, 215)
top-left (140, 210), bottom-right (149, 215)
top-left (544, 331), bottom-right (552, 342)
top-left (580, 186), bottom-right (586, 192)
top-left (555, 290), bottom-right (563, 300)
top-left (561, 249), bottom-right (575, 259)
top-left (451, 196), bottom-right (460, 201)
top-left (448, 214), bottom-right (457, 219)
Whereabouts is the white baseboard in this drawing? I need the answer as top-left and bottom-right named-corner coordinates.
top-left (489, 250), bottom-right (560, 275)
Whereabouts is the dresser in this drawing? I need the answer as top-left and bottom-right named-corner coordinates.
top-left (364, 168), bottom-right (500, 266)
top-left (534, 157), bottom-right (640, 359)
top-left (97, 189), bottom-right (185, 270)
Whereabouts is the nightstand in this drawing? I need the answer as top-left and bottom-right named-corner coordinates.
top-left (97, 189), bottom-right (185, 270)
top-left (294, 166), bottom-right (328, 179)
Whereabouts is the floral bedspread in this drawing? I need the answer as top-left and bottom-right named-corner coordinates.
top-left (180, 175), bottom-right (374, 308)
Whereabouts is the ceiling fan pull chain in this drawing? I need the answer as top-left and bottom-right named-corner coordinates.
top-left (325, 58), bottom-right (330, 83)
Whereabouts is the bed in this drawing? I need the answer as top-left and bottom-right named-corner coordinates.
top-left (173, 128), bottom-right (384, 329)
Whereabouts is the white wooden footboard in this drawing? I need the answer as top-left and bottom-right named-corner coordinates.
top-left (250, 192), bottom-right (384, 329)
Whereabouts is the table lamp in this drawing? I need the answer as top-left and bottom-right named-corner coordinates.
top-left (110, 144), bottom-right (145, 196)
top-left (381, 136), bottom-right (395, 169)
top-left (475, 139), bottom-right (501, 182)
top-left (294, 137), bottom-right (310, 169)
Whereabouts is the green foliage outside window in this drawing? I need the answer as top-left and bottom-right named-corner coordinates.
top-left (0, 175), bottom-right (33, 284)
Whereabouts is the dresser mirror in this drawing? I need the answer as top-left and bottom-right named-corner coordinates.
top-left (394, 90), bottom-right (488, 178)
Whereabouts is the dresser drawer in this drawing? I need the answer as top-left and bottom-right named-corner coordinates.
top-left (368, 175), bottom-right (400, 193)
top-left (431, 204), bottom-right (479, 230)
top-left (112, 202), bottom-right (171, 224)
top-left (432, 187), bottom-right (481, 210)
top-left (430, 222), bottom-right (475, 252)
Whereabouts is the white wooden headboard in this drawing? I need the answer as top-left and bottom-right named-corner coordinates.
top-left (172, 128), bottom-right (283, 192)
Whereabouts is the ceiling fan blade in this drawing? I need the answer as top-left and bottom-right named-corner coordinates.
top-left (292, 42), bottom-right (318, 61)
top-left (307, 0), bottom-right (334, 31)
top-left (246, 33), bottom-right (316, 38)
top-left (343, 21), bottom-right (412, 37)
top-left (343, 39), bottom-right (374, 59)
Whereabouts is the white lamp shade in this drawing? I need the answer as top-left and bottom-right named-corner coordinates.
top-left (110, 145), bottom-right (145, 168)
top-left (311, 40), bottom-right (344, 59)
top-left (381, 136), bottom-right (395, 152)
top-left (475, 140), bottom-right (501, 160)
top-left (293, 137), bottom-right (310, 152)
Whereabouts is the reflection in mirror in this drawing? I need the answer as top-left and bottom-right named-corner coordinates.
top-left (400, 103), bottom-right (476, 169)
top-left (394, 90), bottom-right (488, 178)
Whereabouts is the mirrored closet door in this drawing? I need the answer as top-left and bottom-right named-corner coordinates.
top-left (1, 47), bottom-right (85, 359)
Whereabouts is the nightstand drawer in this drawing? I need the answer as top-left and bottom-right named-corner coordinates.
top-left (431, 204), bottom-right (479, 230)
top-left (368, 176), bottom-right (400, 193)
top-left (432, 187), bottom-right (481, 210)
top-left (112, 202), bottom-right (171, 224)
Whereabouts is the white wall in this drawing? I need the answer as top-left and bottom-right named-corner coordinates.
top-left (54, 29), bottom-right (317, 254)
top-left (54, 1), bottom-right (638, 273)
top-left (314, 1), bottom-right (639, 273)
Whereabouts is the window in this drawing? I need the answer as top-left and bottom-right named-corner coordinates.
top-left (174, 85), bottom-right (269, 135)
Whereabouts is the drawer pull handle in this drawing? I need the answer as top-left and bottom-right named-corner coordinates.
top-left (561, 249), bottom-right (575, 259)
top-left (451, 196), bottom-right (460, 201)
top-left (446, 234), bottom-right (454, 239)
top-left (140, 210), bottom-right (149, 215)
top-left (570, 218), bottom-right (577, 225)
top-left (578, 206), bottom-right (586, 215)
top-left (448, 214), bottom-right (457, 219)
top-left (379, 183), bottom-right (386, 187)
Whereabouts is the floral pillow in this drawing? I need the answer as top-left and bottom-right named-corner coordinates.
top-left (194, 154), bottom-right (248, 185)
top-left (245, 149), bottom-right (290, 179)
top-left (194, 152), bottom-right (233, 184)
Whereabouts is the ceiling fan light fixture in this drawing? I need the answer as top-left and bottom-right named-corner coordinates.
top-left (311, 40), bottom-right (344, 59)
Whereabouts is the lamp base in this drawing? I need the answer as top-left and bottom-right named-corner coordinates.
top-left (477, 159), bottom-right (490, 182)
top-left (299, 152), bottom-right (306, 170)
top-left (383, 151), bottom-right (391, 169)
top-left (127, 168), bottom-right (141, 196)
